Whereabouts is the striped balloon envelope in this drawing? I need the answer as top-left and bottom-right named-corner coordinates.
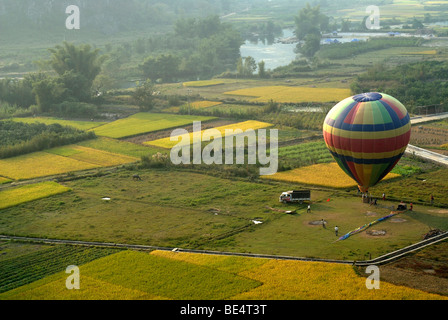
top-left (323, 92), bottom-right (411, 193)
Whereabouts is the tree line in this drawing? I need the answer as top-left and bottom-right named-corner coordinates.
top-left (351, 60), bottom-right (448, 111)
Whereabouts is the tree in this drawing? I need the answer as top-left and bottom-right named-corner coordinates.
top-left (258, 60), bottom-right (267, 78)
top-left (49, 42), bottom-right (105, 83)
top-left (294, 3), bottom-right (329, 40)
top-left (141, 54), bottom-right (180, 82)
top-left (299, 34), bottom-right (321, 58)
top-left (341, 19), bottom-right (351, 32)
top-left (32, 75), bottom-right (66, 113)
top-left (47, 42), bottom-right (105, 101)
top-left (243, 56), bottom-right (257, 76)
top-left (132, 80), bottom-right (155, 111)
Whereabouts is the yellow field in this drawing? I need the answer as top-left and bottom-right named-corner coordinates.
top-left (0, 176), bottom-right (11, 184)
top-left (0, 152), bottom-right (100, 180)
top-left (0, 181), bottom-right (71, 210)
top-left (405, 50), bottom-right (437, 55)
top-left (145, 120), bottom-right (273, 149)
top-left (224, 86), bottom-right (351, 103)
top-left (66, 146), bottom-right (139, 167)
top-left (0, 145), bottom-right (138, 181)
top-left (3, 250), bottom-right (445, 300)
top-left (190, 101), bottom-right (223, 109)
top-left (262, 162), bottom-right (400, 189)
top-left (183, 80), bottom-right (225, 87)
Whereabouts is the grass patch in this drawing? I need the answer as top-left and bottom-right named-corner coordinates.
top-left (370, 167), bottom-right (448, 206)
top-left (0, 181), bottom-right (71, 210)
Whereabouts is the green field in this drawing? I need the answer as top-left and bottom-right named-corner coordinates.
top-left (0, 181), bottom-right (71, 210)
top-left (0, 169), bottom-right (446, 261)
top-left (92, 113), bottom-right (216, 139)
top-left (12, 117), bottom-right (107, 131)
top-left (0, 245), bottom-right (121, 294)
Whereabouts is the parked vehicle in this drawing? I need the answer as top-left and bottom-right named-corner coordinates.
top-left (279, 190), bottom-right (311, 204)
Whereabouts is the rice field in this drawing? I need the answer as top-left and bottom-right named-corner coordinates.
top-left (2, 249), bottom-right (445, 300)
top-left (405, 50), bottom-right (438, 55)
top-left (0, 177), bottom-right (11, 185)
top-left (57, 146), bottom-right (138, 167)
top-left (183, 80), bottom-right (226, 87)
top-left (77, 137), bottom-right (160, 158)
top-left (12, 117), bottom-right (107, 131)
top-left (0, 152), bottom-right (100, 180)
top-left (0, 181), bottom-right (71, 210)
top-left (0, 144), bottom-right (139, 180)
top-left (190, 101), bottom-right (223, 109)
top-left (145, 120), bottom-right (273, 149)
top-left (224, 86), bottom-right (351, 103)
top-left (262, 162), bottom-right (401, 189)
top-left (92, 113), bottom-right (216, 139)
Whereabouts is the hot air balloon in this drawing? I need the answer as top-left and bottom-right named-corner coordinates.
top-left (323, 92), bottom-right (411, 193)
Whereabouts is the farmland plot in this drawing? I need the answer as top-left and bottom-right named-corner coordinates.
top-left (0, 181), bottom-right (71, 210)
top-left (263, 162), bottom-right (400, 189)
top-left (224, 86), bottom-right (351, 103)
top-left (93, 113), bottom-right (216, 139)
top-left (146, 120), bottom-right (273, 149)
top-left (12, 117), bottom-right (107, 131)
top-left (0, 152), bottom-right (100, 180)
top-left (2, 250), bottom-right (446, 300)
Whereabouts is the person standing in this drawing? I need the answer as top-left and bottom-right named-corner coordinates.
top-left (335, 226), bottom-right (339, 236)
top-left (430, 194), bottom-right (434, 205)
top-left (307, 205), bottom-right (311, 213)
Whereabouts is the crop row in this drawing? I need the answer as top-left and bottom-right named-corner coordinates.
top-left (0, 245), bottom-right (121, 293)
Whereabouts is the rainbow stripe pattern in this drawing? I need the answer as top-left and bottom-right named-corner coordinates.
top-left (323, 92), bottom-right (411, 192)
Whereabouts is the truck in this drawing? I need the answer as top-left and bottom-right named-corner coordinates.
top-left (279, 190), bottom-right (311, 204)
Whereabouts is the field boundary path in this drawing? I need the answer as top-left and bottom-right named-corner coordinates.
top-left (405, 144), bottom-right (448, 166)
top-left (407, 112), bottom-right (448, 166)
top-left (1, 232), bottom-right (447, 266)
